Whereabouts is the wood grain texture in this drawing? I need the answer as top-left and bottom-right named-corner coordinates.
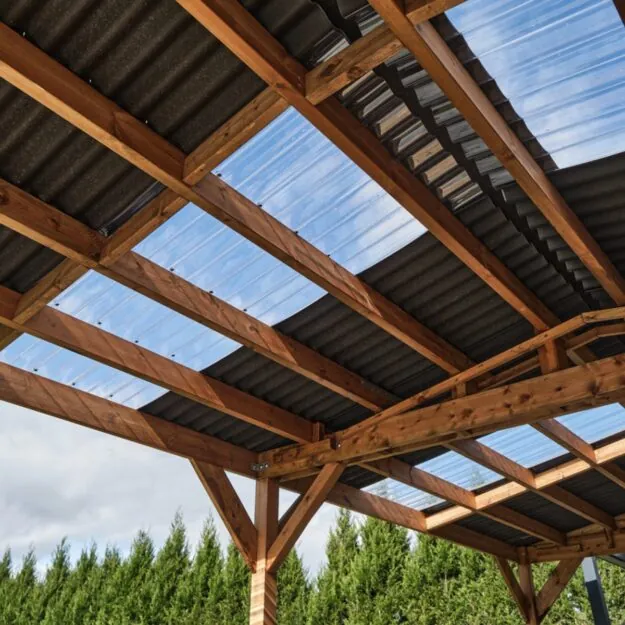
top-left (258, 355), bottom-right (625, 476)
top-left (286, 478), bottom-right (518, 560)
top-left (536, 559), bottom-right (582, 620)
top-left (0, 361), bottom-right (256, 476)
top-left (193, 461), bottom-right (258, 569)
top-left (495, 558), bottom-right (530, 622)
top-left (528, 526), bottom-right (625, 562)
top-left (183, 89), bottom-right (288, 183)
top-left (0, 297), bottom-right (315, 443)
top-left (266, 463), bottom-right (343, 572)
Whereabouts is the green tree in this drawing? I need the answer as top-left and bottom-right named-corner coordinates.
top-left (308, 509), bottom-right (360, 625)
top-left (149, 513), bottom-right (190, 624)
top-left (346, 516), bottom-right (410, 625)
top-left (217, 542), bottom-right (250, 625)
top-left (39, 539), bottom-right (71, 624)
top-left (121, 530), bottom-right (155, 624)
top-left (94, 547), bottom-right (125, 625)
top-left (278, 549), bottom-right (310, 625)
top-left (176, 518), bottom-right (224, 624)
top-left (59, 545), bottom-right (100, 625)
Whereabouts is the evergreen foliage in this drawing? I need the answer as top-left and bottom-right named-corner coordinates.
top-left (1, 512), bottom-right (625, 624)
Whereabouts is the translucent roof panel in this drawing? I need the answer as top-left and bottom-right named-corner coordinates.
top-left (365, 450), bottom-right (501, 512)
top-left (214, 107), bottom-right (426, 275)
top-left (54, 271), bottom-right (242, 373)
top-left (366, 478), bottom-right (445, 511)
top-left (0, 334), bottom-right (163, 408)
top-left (480, 425), bottom-right (566, 468)
top-left (448, 0), bottom-right (625, 167)
top-left (557, 404), bottom-right (625, 443)
top-left (417, 450), bottom-right (500, 491)
top-left (21, 106), bottom-right (427, 403)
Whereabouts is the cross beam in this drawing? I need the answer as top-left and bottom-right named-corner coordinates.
top-left (258, 355), bottom-right (625, 477)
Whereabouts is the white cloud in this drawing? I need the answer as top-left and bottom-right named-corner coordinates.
top-left (0, 402), bottom-right (336, 577)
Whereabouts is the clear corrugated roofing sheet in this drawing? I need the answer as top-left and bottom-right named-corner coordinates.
top-left (367, 451), bottom-right (501, 510)
top-left (0, 334), bottom-right (163, 408)
top-left (557, 404), bottom-right (625, 443)
top-left (1, 108), bottom-right (425, 406)
top-left (479, 425), bottom-right (566, 468)
top-left (367, 404), bottom-right (625, 510)
top-left (448, 0), bottom-right (625, 167)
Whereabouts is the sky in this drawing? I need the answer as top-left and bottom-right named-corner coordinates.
top-left (2, 0), bottom-right (625, 578)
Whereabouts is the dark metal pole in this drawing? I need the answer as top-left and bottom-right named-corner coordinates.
top-left (583, 557), bottom-right (611, 625)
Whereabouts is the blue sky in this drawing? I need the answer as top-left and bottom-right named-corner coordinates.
top-left (2, 0), bottom-right (625, 576)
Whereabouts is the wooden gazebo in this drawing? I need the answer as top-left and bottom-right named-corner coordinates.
top-left (2, 1), bottom-right (625, 623)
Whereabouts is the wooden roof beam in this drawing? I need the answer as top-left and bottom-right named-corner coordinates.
top-left (449, 439), bottom-right (616, 530)
top-left (258, 355), bottom-right (625, 477)
top-left (173, 0), bottom-right (559, 332)
top-left (366, 457), bottom-right (566, 544)
top-left (367, 2), bottom-right (625, 305)
top-left (0, 360), bottom-right (257, 476)
top-left (427, 435), bottom-right (625, 531)
top-left (0, 22), bottom-right (473, 376)
top-left (0, 287), bottom-right (315, 443)
top-left (528, 524), bottom-right (625, 563)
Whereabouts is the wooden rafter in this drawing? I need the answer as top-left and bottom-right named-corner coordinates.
top-left (366, 458), bottom-right (565, 544)
top-left (449, 439), bottom-right (616, 530)
top-left (0, 287), bottom-right (316, 443)
top-left (0, 23), bottom-right (476, 376)
top-left (172, 0), bottom-right (558, 332)
top-left (257, 355), bottom-right (625, 477)
top-left (0, 360), bottom-right (257, 476)
top-left (0, 83), bottom-right (287, 351)
top-left (427, 435), bottom-right (625, 531)
top-left (367, 2), bottom-right (625, 306)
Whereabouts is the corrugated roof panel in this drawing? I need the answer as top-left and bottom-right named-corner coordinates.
top-left (557, 404), bottom-right (625, 444)
top-left (215, 107), bottom-right (427, 276)
top-left (480, 425), bottom-right (567, 469)
top-left (455, 515), bottom-right (536, 547)
top-left (448, 0), bottom-right (625, 168)
top-left (503, 492), bottom-right (589, 533)
top-left (0, 334), bottom-right (163, 408)
top-left (505, 151), bottom-right (625, 309)
top-left (560, 470), bottom-right (625, 518)
top-left (367, 478), bottom-right (444, 511)
top-left (1, 0), bottom-right (343, 154)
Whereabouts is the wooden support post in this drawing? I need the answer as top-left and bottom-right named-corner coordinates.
top-left (497, 557), bottom-right (582, 624)
top-left (250, 479), bottom-right (280, 625)
top-left (519, 564), bottom-right (539, 625)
